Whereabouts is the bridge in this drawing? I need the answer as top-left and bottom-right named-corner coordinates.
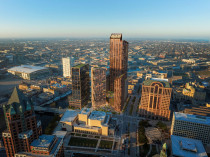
top-left (34, 106), bottom-right (67, 114)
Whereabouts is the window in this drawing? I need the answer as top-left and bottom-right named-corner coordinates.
top-left (153, 97), bottom-right (157, 109)
top-left (149, 96), bottom-right (153, 108)
top-left (155, 85), bottom-right (158, 94)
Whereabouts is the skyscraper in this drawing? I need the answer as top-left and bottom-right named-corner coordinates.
top-left (62, 57), bottom-right (74, 78)
top-left (69, 64), bottom-right (90, 109)
top-left (91, 67), bottom-right (106, 109)
top-left (139, 80), bottom-right (172, 120)
top-left (109, 33), bottom-right (128, 112)
top-left (114, 74), bottom-right (127, 112)
top-left (2, 87), bottom-right (42, 157)
top-left (109, 33), bottom-right (128, 91)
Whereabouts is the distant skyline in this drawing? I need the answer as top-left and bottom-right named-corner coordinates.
top-left (0, 0), bottom-right (210, 39)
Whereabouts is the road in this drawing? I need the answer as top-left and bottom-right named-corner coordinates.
top-left (114, 86), bottom-right (142, 157)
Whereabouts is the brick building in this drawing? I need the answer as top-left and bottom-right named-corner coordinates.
top-left (2, 87), bottom-right (64, 157)
top-left (2, 87), bottom-right (42, 157)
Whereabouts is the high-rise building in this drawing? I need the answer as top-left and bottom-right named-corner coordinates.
top-left (114, 74), bottom-right (127, 112)
top-left (139, 80), bottom-right (172, 120)
top-left (62, 57), bottom-right (74, 78)
top-left (109, 33), bottom-right (128, 112)
top-left (2, 87), bottom-right (64, 157)
top-left (2, 87), bottom-right (42, 157)
top-left (109, 33), bottom-right (128, 91)
top-left (69, 64), bottom-right (90, 109)
top-left (171, 112), bottom-right (210, 145)
top-left (91, 67), bottom-right (106, 109)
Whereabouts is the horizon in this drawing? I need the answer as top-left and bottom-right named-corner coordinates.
top-left (0, 37), bottom-right (209, 42)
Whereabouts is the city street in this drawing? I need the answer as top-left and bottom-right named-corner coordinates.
top-left (114, 89), bottom-right (143, 157)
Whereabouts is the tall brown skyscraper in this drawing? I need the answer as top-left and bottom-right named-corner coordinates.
top-left (109, 33), bottom-right (128, 112)
top-left (109, 33), bottom-right (128, 91)
top-left (114, 74), bottom-right (127, 112)
top-left (2, 87), bottom-right (42, 157)
top-left (139, 80), bottom-right (172, 120)
top-left (91, 67), bottom-right (106, 109)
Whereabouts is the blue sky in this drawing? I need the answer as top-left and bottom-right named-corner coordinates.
top-left (0, 0), bottom-right (210, 39)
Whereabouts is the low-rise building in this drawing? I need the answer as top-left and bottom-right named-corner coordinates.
top-left (171, 135), bottom-right (207, 157)
top-left (171, 112), bottom-right (210, 145)
top-left (177, 103), bottom-right (210, 117)
top-left (182, 83), bottom-right (206, 101)
top-left (8, 65), bottom-right (49, 80)
top-left (60, 108), bottom-right (116, 136)
top-left (15, 135), bottom-right (64, 157)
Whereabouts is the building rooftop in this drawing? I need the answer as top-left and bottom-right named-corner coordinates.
top-left (60, 110), bottom-right (79, 123)
top-left (89, 111), bottom-right (106, 121)
top-left (80, 107), bottom-right (92, 115)
top-left (8, 65), bottom-right (47, 74)
top-left (171, 135), bottom-right (207, 157)
top-left (174, 112), bottom-right (210, 125)
top-left (143, 79), bottom-right (170, 88)
top-left (74, 64), bottom-right (86, 68)
top-left (151, 78), bottom-right (169, 83)
top-left (4, 87), bottom-right (31, 115)
top-left (110, 33), bottom-right (122, 39)
top-left (16, 137), bottom-right (62, 157)
top-left (53, 131), bottom-right (67, 139)
top-left (31, 135), bottom-right (55, 148)
top-left (51, 83), bottom-right (66, 88)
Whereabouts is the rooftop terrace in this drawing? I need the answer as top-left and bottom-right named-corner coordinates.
top-left (74, 64), bottom-right (86, 68)
top-left (143, 79), bottom-right (170, 88)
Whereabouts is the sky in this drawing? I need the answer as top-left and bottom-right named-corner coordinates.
top-left (0, 0), bottom-right (210, 39)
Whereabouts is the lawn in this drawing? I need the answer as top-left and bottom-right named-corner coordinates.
top-left (99, 140), bottom-right (113, 149)
top-left (156, 121), bottom-right (168, 132)
top-left (138, 120), bottom-right (149, 144)
top-left (69, 137), bottom-right (98, 148)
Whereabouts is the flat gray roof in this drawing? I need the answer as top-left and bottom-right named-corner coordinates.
top-left (8, 65), bottom-right (47, 74)
top-left (171, 135), bottom-right (207, 157)
top-left (174, 112), bottom-right (210, 125)
top-left (31, 135), bottom-right (55, 148)
top-left (88, 110), bottom-right (106, 121)
top-left (80, 107), bottom-right (92, 115)
top-left (60, 109), bottom-right (79, 123)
